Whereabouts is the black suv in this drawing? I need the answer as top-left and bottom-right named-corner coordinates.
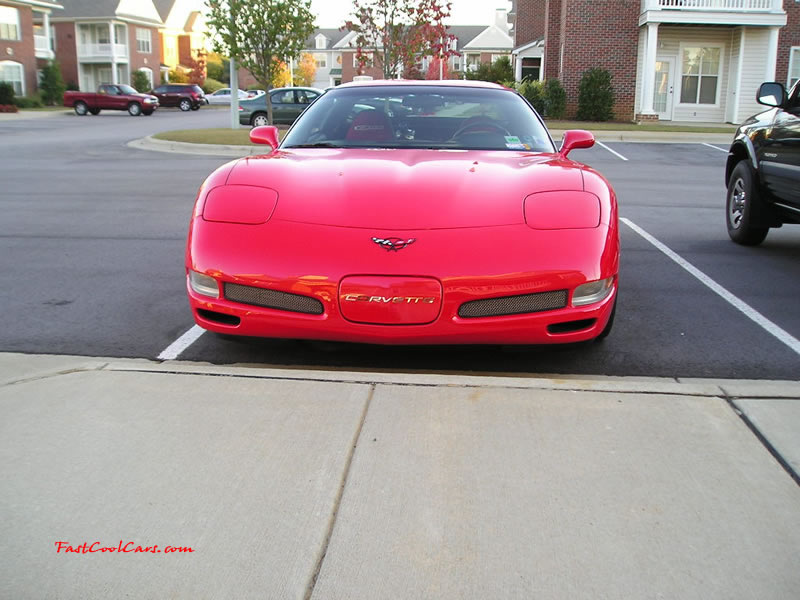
top-left (150, 83), bottom-right (206, 111)
top-left (725, 81), bottom-right (800, 245)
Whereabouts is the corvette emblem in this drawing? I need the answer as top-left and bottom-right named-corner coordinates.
top-left (372, 237), bottom-right (416, 252)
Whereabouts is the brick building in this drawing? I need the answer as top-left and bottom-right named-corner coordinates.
top-left (511, 0), bottom-right (798, 123)
top-left (51, 0), bottom-right (163, 91)
top-left (0, 0), bottom-right (62, 97)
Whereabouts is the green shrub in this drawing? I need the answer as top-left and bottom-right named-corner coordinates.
top-left (202, 77), bottom-right (225, 93)
top-left (0, 81), bottom-right (14, 105)
top-left (465, 56), bottom-right (513, 85)
top-left (168, 69), bottom-right (189, 83)
top-left (544, 78), bottom-right (566, 119)
top-left (39, 60), bottom-right (65, 105)
top-left (12, 94), bottom-right (44, 108)
top-left (576, 68), bottom-right (614, 121)
top-left (131, 70), bottom-right (151, 92)
top-left (518, 79), bottom-right (546, 115)
top-left (66, 81), bottom-right (79, 91)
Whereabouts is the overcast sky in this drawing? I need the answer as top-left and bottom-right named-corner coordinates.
top-left (309, 0), bottom-right (511, 28)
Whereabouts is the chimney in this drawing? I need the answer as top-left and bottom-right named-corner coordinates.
top-left (495, 9), bottom-right (509, 33)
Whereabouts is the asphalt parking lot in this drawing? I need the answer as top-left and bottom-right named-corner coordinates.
top-left (0, 108), bottom-right (797, 379)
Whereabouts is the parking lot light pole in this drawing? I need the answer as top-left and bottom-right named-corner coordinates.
top-left (230, 56), bottom-right (240, 130)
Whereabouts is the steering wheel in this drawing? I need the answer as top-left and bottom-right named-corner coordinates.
top-left (450, 117), bottom-right (510, 139)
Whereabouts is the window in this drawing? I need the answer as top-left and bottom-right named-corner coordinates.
top-left (315, 35), bottom-right (327, 50)
top-left (136, 28), bottom-right (152, 53)
top-left (680, 46), bottom-right (721, 105)
top-left (466, 54), bottom-right (481, 71)
top-left (0, 6), bottom-right (20, 40)
top-left (50, 25), bottom-right (56, 51)
top-left (0, 61), bottom-right (24, 95)
top-left (789, 47), bottom-right (800, 89)
top-left (313, 52), bottom-right (327, 69)
top-left (521, 57), bottom-right (541, 81)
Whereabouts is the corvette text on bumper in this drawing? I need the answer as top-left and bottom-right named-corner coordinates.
top-left (342, 294), bottom-right (436, 304)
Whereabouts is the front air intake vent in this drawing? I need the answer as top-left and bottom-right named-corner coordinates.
top-left (224, 282), bottom-right (324, 315)
top-left (458, 290), bottom-right (568, 318)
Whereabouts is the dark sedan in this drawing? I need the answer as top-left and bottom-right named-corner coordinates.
top-left (238, 87), bottom-right (323, 126)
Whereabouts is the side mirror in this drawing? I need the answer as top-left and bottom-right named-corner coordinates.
top-left (250, 125), bottom-right (280, 150)
top-left (756, 82), bottom-right (786, 108)
top-left (559, 129), bottom-right (594, 158)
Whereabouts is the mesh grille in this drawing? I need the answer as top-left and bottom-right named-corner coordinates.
top-left (458, 290), bottom-right (568, 319)
top-left (224, 282), bottom-right (324, 315)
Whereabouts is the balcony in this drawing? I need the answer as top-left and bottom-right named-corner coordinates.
top-left (34, 34), bottom-right (53, 59)
top-left (640, 0), bottom-right (786, 26)
top-left (77, 43), bottom-right (129, 62)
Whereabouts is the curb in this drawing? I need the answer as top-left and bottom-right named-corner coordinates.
top-left (129, 130), bottom-right (734, 157)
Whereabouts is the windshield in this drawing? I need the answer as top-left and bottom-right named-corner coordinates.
top-left (117, 84), bottom-right (138, 94)
top-left (281, 85), bottom-right (554, 152)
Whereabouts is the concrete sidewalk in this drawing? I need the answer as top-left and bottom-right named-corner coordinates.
top-left (1, 352), bottom-right (798, 599)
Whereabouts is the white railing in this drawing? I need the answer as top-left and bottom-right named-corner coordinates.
top-left (34, 35), bottom-right (49, 51)
top-left (77, 43), bottom-right (128, 58)
top-left (644, 0), bottom-right (780, 10)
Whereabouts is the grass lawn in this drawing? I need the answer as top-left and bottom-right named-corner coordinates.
top-left (153, 127), bottom-right (289, 146)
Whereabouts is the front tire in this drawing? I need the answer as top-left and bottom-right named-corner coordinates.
top-left (726, 161), bottom-right (769, 246)
top-left (127, 102), bottom-right (142, 116)
top-left (179, 98), bottom-right (192, 111)
top-left (74, 101), bottom-right (88, 116)
top-left (89, 107), bottom-right (101, 115)
top-left (251, 112), bottom-right (269, 127)
top-left (190, 104), bottom-right (200, 111)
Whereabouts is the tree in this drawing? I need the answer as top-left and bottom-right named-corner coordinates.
top-left (577, 67), bottom-right (614, 121)
top-left (425, 56), bottom-right (448, 80)
top-left (185, 51), bottom-right (207, 85)
top-left (39, 60), bottom-right (66, 105)
top-left (294, 52), bottom-right (316, 86)
top-left (206, 0), bottom-right (315, 125)
top-left (344, 0), bottom-right (456, 80)
top-left (131, 70), bottom-right (151, 92)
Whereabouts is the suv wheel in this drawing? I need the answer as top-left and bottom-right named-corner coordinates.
top-left (179, 98), bottom-right (192, 111)
top-left (726, 161), bottom-right (769, 246)
top-left (251, 113), bottom-right (269, 127)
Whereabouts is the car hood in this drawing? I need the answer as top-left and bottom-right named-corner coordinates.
top-left (225, 148), bottom-right (585, 229)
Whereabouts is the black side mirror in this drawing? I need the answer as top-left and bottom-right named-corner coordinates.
top-left (756, 82), bottom-right (786, 108)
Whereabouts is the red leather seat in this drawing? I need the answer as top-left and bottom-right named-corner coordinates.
top-left (346, 110), bottom-right (393, 142)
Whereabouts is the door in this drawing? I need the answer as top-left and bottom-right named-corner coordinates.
top-left (653, 58), bottom-right (674, 121)
top-left (761, 84), bottom-right (800, 209)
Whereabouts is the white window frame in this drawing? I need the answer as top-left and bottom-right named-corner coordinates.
top-left (0, 6), bottom-right (20, 41)
top-left (315, 34), bottom-right (326, 50)
top-left (136, 28), bottom-right (152, 54)
top-left (677, 43), bottom-right (724, 107)
top-left (0, 60), bottom-right (25, 96)
top-left (789, 46), bottom-right (800, 89)
top-left (313, 52), bottom-right (327, 69)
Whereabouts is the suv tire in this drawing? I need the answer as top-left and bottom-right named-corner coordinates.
top-left (726, 161), bottom-right (769, 246)
top-left (179, 98), bottom-right (192, 111)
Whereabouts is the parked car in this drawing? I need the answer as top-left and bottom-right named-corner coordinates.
top-left (206, 88), bottom-right (248, 104)
top-left (186, 80), bottom-right (619, 345)
top-left (63, 84), bottom-right (159, 116)
top-left (151, 83), bottom-right (206, 111)
top-left (238, 87), bottom-right (323, 126)
top-left (725, 81), bottom-right (800, 245)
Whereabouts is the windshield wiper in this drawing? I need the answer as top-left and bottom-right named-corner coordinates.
top-left (284, 142), bottom-right (339, 148)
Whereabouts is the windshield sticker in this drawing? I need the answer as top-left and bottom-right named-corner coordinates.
top-left (504, 135), bottom-right (525, 149)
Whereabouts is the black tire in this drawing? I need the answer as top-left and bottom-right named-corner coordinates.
top-left (251, 112), bottom-right (269, 127)
top-left (178, 98), bottom-right (192, 111)
top-left (726, 161), bottom-right (769, 246)
top-left (89, 107), bottom-right (101, 115)
top-left (127, 102), bottom-right (142, 116)
top-left (190, 104), bottom-right (200, 111)
top-left (143, 110), bottom-right (153, 116)
top-left (74, 101), bottom-right (88, 116)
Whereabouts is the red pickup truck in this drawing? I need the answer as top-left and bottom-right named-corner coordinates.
top-left (64, 84), bottom-right (159, 116)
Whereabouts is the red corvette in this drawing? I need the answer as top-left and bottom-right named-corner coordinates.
top-left (186, 80), bottom-right (618, 344)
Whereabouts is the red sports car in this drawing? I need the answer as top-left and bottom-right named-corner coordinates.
top-left (186, 80), bottom-right (618, 345)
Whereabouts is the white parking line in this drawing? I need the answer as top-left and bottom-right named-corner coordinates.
top-left (596, 141), bottom-right (628, 161)
top-left (157, 325), bottom-right (206, 361)
top-left (702, 143), bottom-right (728, 152)
top-left (621, 218), bottom-right (800, 357)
